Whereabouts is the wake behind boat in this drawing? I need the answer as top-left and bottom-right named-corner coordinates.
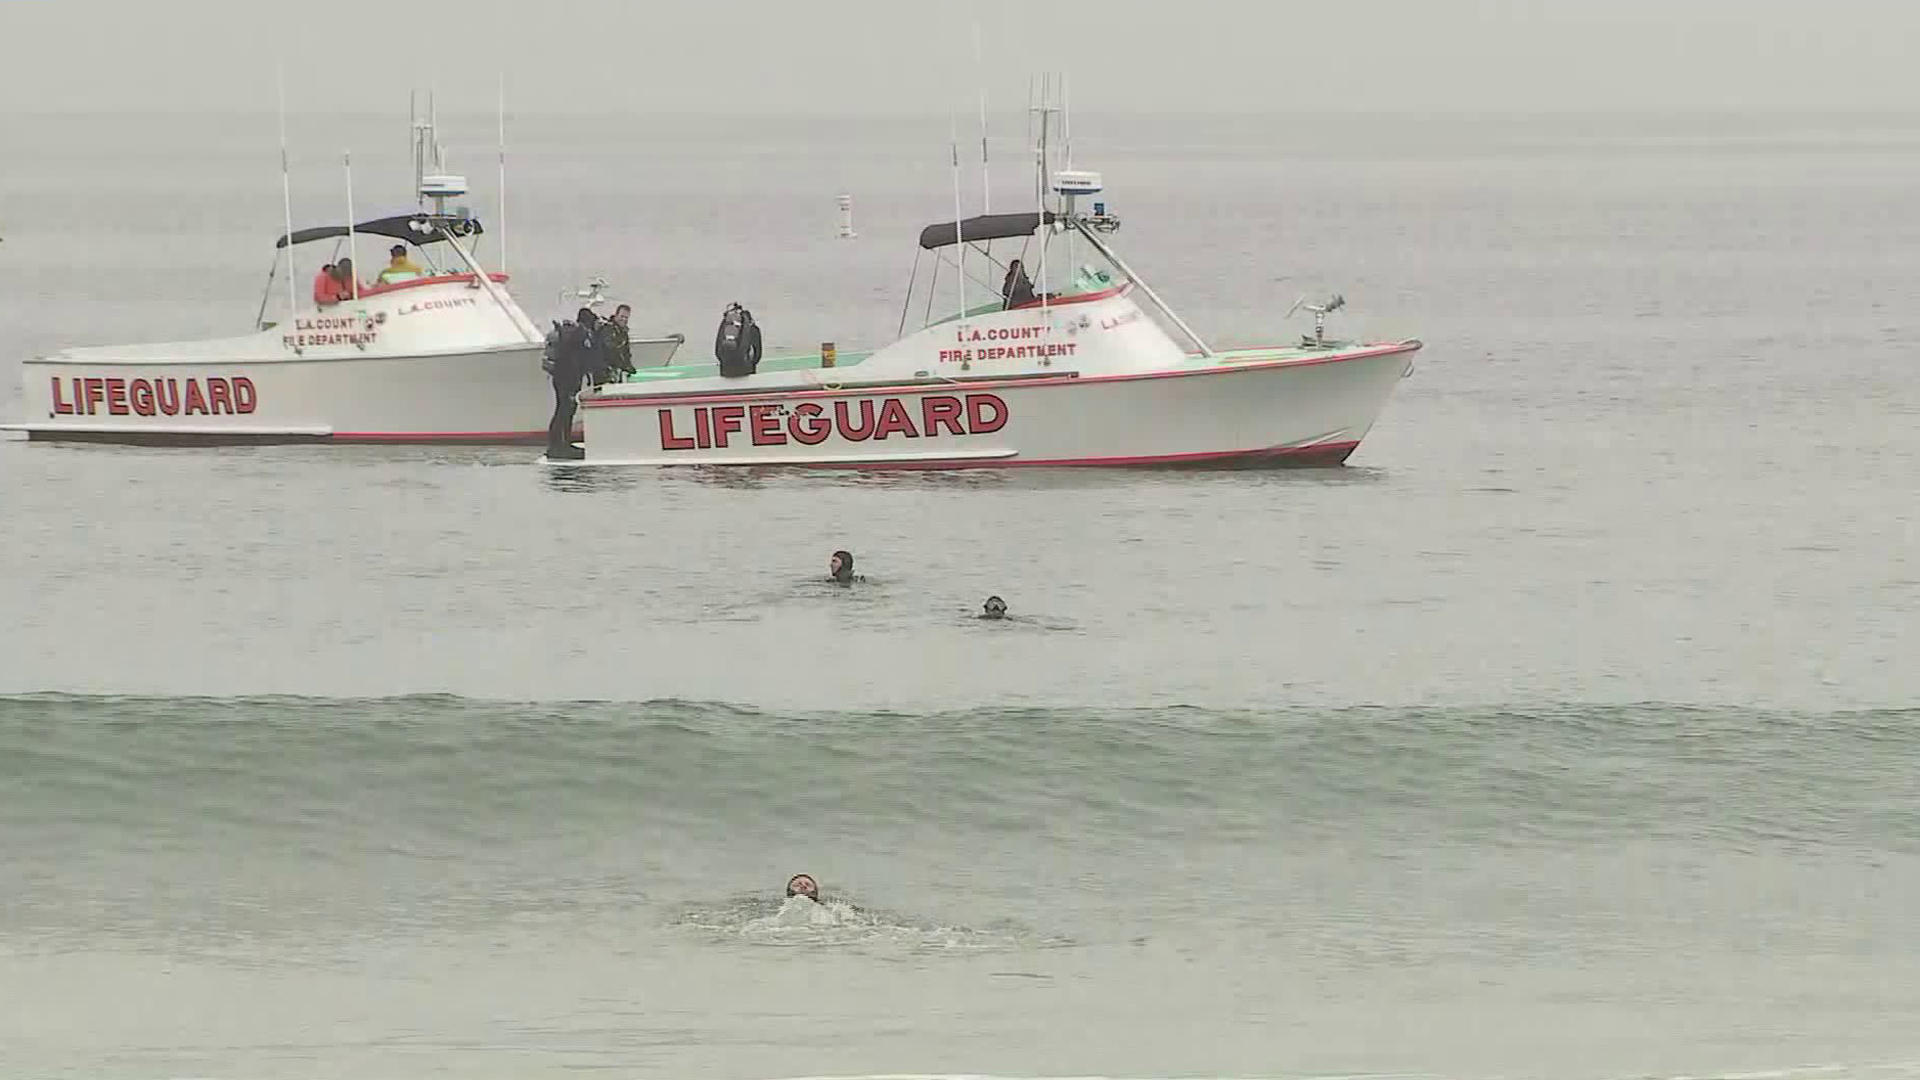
top-left (4, 98), bottom-right (680, 446)
top-left (555, 86), bottom-right (1420, 470)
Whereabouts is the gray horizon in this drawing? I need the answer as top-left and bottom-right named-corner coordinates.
top-left (2, 0), bottom-right (1914, 116)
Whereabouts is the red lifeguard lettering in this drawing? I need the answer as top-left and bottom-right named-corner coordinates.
top-left (709, 404), bottom-right (746, 448)
top-left (789, 402), bottom-right (830, 445)
top-left (232, 376), bottom-right (257, 414)
top-left (653, 393), bottom-right (1008, 451)
top-left (921, 395), bottom-right (964, 436)
top-left (83, 378), bottom-right (105, 415)
top-left (131, 379), bottom-right (157, 416)
top-left (872, 398), bottom-right (919, 440)
top-left (51, 378), bottom-right (74, 415)
top-left (966, 393), bottom-right (1008, 434)
top-left (835, 400), bottom-right (877, 441)
top-left (207, 378), bottom-right (233, 415)
top-left (184, 379), bottom-right (209, 416)
top-left (105, 378), bottom-right (129, 415)
top-left (157, 379), bottom-right (180, 416)
top-left (749, 404), bottom-right (786, 446)
top-left (659, 410), bottom-right (695, 450)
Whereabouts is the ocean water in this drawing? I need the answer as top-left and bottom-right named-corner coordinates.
top-left (2, 109), bottom-right (1919, 1079)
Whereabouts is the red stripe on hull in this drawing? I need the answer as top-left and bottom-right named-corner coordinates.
top-left (349, 272), bottom-right (512, 301)
top-left (566, 440), bottom-right (1364, 471)
top-left (1003, 282), bottom-right (1130, 311)
top-left (803, 440), bottom-right (1363, 470)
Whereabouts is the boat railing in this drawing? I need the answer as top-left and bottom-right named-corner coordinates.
top-left (352, 272), bottom-right (511, 301)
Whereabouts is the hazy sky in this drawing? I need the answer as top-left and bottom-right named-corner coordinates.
top-left (1, 0), bottom-right (1915, 116)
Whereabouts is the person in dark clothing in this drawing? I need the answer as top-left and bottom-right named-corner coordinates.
top-left (545, 307), bottom-right (599, 459)
top-left (715, 302), bottom-right (763, 377)
top-left (829, 549), bottom-right (863, 585)
top-left (598, 303), bottom-right (636, 383)
top-left (1001, 259), bottom-right (1036, 308)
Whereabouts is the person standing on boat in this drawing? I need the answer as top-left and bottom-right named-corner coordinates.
top-left (714, 302), bottom-right (763, 377)
top-left (545, 307), bottom-right (599, 459)
top-left (596, 304), bottom-right (635, 385)
top-left (1001, 259), bottom-right (1035, 308)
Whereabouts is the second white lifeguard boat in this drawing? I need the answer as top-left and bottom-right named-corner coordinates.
top-left (560, 92), bottom-right (1420, 469)
top-left (5, 100), bottom-right (681, 445)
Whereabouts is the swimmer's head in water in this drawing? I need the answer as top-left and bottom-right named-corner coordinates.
top-left (982, 595), bottom-right (1007, 619)
top-left (829, 550), bottom-right (854, 583)
top-left (786, 873), bottom-right (820, 901)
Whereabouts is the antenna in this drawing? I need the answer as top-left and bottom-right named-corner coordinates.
top-left (344, 149), bottom-right (359, 301)
top-left (974, 23), bottom-right (989, 216)
top-left (1063, 71), bottom-right (1074, 274)
top-left (410, 90), bottom-right (424, 209)
top-left (1024, 72), bottom-right (1034, 175)
top-left (497, 69), bottom-right (509, 274)
top-left (1030, 72), bottom-right (1054, 317)
top-left (276, 61), bottom-right (297, 329)
top-left (495, 0), bottom-right (509, 274)
top-left (950, 111), bottom-right (966, 323)
top-left (1064, 71), bottom-right (1072, 169)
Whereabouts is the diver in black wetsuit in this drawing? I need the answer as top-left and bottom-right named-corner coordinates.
top-left (545, 307), bottom-right (599, 459)
top-left (981, 595), bottom-right (1008, 620)
top-left (829, 550), bottom-right (863, 585)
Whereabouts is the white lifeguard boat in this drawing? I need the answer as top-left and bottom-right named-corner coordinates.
top-left (5, 104), bottom-right (681, 446)
top-left (558, 94), bottom-right (1420, 470)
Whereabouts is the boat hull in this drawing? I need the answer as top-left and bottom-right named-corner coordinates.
top-left (565, 341), bottom-right (1419, 469)
top-left (8, 336), bottom-right (686, 445)
top-left (9, 345), bottom-right (553, 445)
